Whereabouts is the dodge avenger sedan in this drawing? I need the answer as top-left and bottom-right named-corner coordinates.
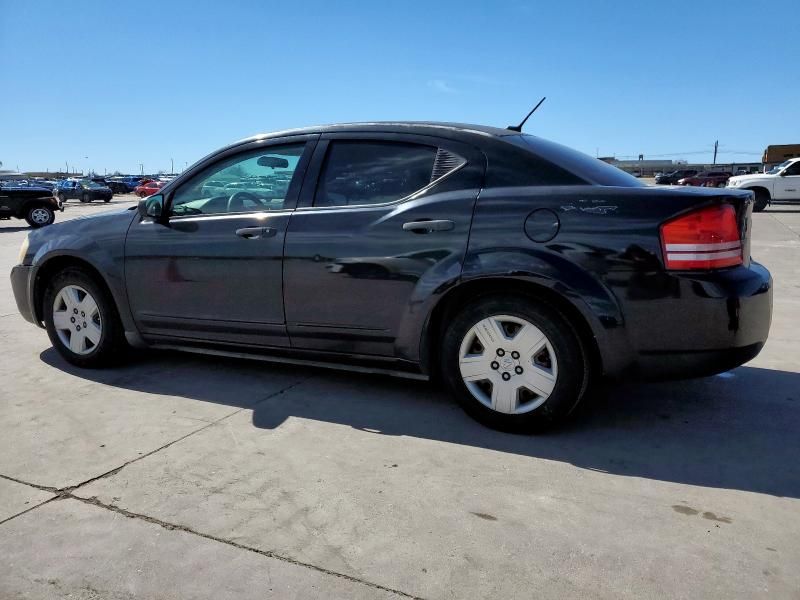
top-left (10, 122), bottom-right (772, 431)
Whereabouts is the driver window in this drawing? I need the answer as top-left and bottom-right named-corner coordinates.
top-left (784, 162), bottom-right (800, 176)
top-left (170, 143), bottom-right (305, 216)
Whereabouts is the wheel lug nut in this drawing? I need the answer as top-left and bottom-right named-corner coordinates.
top-left (490, 361), bottom-right (499, 370)
top-left (501, 372), bottom-right (511, 381)
top-left (81, 311), bottom-right (85, 317)
top-left (515, 366), bottom-right (523, 374)
top-left (496, 349), bottom-right (505, 357)
top-left (511, 351), bottom-right (520, 359)
top-left (83, 322), bottom-right (87, 328)
top-left (73, 308), bottom-right (78, 314)
top-left (70, 317), bottom-right (75, 323)
top-left (76, 325), bottom-right (81, 331)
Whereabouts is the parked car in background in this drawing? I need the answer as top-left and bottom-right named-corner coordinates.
top-left (727, 157), bottom-right (800, 211)
top-left (107, 176), bottom-right (144, 193)
top-left (654, 169), bottom-right (698, 184)
top-left (677, 171), bottom-right (732, 188)
top-left (134, 180), bottom-right (165, 197)
top-left (0, 183), bottom-right (62, 227)
top-left (104, 179), bottom-right (130, 194)
top-left (57, 179), bottom-right (113, 203)
top-left (10, 121), bottom-right (772, 432)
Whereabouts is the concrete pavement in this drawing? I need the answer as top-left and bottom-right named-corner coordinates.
top-left (1, 195), bottom-right (798, 599)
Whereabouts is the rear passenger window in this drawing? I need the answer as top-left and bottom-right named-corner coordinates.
top-left (314, 141), bottom-right (437, 207)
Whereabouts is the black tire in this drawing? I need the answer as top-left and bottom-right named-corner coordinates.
top-left (24, 204), bottom-right (55, 228)
top-left (752, 189), bottom-right (769, 212)
top-left (58, 192), bottom-right (66, 203)
top-left (43, 268), bottom-right (127, 368)
top-left (81, 192), bottom-right (91, 203)
top-left (103, 197), bottom-right (111, 203)
top-left (440, 295), bottom-right (591, 432)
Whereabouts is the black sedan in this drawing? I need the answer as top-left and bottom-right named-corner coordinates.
top-left (57, 180), bottom-right (113, 203)
top-left (10, 122), bottom-right (772, 431)
top-left (655, 169), bottom-right (698, 185)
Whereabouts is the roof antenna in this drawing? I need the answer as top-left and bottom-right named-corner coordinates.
top-left (507, 97), bottom-right (546, 132)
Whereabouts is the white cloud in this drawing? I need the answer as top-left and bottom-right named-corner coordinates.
top-left (428, 79), bottom-right (458, 94)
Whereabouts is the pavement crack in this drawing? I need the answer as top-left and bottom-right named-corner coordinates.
top-left (0, 473), bottom-right (59, 493)
top-left (0, 496), bottom-right (59, 526)
top-left (63, 493), bottom-right (423, 599)
top-left (61, 377), bottom-right (311, 495)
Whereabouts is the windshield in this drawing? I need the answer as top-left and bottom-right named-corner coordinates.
top-left (83, 181), bottom-right (106, 189)
top-left (767, 160), bottom-right (792, 175)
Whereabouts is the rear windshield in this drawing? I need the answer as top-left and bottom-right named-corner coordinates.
top-left (509, 135), bottom-right (644, 187)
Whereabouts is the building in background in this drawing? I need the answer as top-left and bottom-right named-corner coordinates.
top-left (763, 144), bottom-right (800, 168)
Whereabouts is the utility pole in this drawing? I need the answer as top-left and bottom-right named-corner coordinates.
top-left (170, 158), bottom-right (174, 174)
top-left (713, 140), bottom-right (718, 165)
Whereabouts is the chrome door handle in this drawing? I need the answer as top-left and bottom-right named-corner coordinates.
top-left (402, 219), bottom-right (455, 233)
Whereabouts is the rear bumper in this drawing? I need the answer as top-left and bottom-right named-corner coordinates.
top-left (10, 264), bottom-right (38, 325)
top-left (606, 262), bottom-right (772, 380)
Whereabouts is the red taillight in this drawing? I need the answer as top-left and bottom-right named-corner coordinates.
top-left (660, 204), bottom-right (743, 270)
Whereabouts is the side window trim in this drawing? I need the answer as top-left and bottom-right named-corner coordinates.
top-left (164, 135), bottom-right (318, 219)
top-left (296, 135), bottom-right (466, 211)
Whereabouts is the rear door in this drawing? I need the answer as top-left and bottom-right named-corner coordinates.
top-left (124, 136), bottom-right (316, 347)
top-left (283, 132), bottom-right (485, 357)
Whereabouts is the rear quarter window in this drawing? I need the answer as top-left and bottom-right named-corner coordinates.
top-left (508, 135), bottom-right (645, 188)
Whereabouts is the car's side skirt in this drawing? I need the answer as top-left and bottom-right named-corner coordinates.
top-left (149, 342), bottom-right (430, 381)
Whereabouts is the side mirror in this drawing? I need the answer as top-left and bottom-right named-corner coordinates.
top-left (138, 193), bottom-right (164, 220)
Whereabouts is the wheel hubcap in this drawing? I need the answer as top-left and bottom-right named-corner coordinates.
top-left (52, 285), bottom-right (102, 355)
top-left (458, 315), bottom-right (558, 414)
top-left (31, 208), bottom-right (50, 224)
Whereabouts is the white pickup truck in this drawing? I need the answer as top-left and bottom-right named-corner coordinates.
top-left (726, 157), bottom-right (800, 211)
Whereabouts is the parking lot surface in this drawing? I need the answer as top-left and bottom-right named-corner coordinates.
top-left (1, 195), bottom-right (799, 599)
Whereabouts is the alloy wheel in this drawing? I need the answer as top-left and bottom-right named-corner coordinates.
top-left (52, 285), bottom-right (102, 355)
top-left (458, 315), bottom-right (558, 414)
top-left (29, 208), bottom-right (52, 225)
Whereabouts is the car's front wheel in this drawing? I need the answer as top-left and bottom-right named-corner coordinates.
top-left (81, 192), bottom-right (91, 203)
top-left (440, 296), bottom-right (590, 432)
top-left (43, 268), bottom-right (127, 368)
top-left (25, 205), bottom-right (55, 228)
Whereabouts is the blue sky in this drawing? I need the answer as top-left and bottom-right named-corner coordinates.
top-left (1, 0), bottom-right (796, 174)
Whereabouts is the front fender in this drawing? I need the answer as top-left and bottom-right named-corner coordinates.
top-left (27, 210), bottom-right (140, 339)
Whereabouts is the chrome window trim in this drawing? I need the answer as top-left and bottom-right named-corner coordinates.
top-left (297, 160), bottom-right (467, 212)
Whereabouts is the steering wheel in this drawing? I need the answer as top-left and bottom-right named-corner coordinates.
top-left (227, 190), bottom-right (264, 213)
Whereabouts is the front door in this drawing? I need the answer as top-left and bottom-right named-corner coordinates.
top-left (776, 161), bottom-right (800, 199)
top-left (283, 134), bottom-right (484, 357)
top-left (125, 138), bottom-right (315, 347)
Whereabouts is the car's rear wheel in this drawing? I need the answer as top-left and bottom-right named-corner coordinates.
top-left (58, 192), bottom-right (66, 203)
top-left (43, 268), bottom-right (127, 368)
top-left (25, 205), bottom-right (55, 228)
top-left (752, 189), bottom-right (770, 212)
top-left (440, 296), bottom-right (590, 432)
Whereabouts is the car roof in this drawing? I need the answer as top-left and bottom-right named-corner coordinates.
top-left (237, 121), bottom-right (520, 145)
